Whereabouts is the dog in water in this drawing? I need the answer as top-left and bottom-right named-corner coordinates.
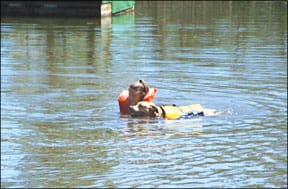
top-left (128, 101), bottom-right (220, 119)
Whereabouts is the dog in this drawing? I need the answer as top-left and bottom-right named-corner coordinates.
top-left (128, 101), bottom-right (220, 119)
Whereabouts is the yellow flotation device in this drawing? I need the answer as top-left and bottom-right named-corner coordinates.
top-left (161, 104), bottom-right (204, 119)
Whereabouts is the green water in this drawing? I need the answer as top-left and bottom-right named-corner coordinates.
top-left (1, 1), bottom-right (287, 188)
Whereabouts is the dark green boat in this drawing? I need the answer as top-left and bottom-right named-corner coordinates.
top-left (103, 1), bottom-right (135, 15)
top-left (1, 1), bottom-right (135, 17)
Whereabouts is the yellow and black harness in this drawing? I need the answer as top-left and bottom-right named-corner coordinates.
top-left (160, 104), bottom-right (204, 119)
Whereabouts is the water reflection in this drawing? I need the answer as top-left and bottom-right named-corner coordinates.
top-left (18, 133), bottom-right (119, 187)
top-left (123, 118), bottom-right (204, 138)
top-left (1, 1), bottom-right (287, 188)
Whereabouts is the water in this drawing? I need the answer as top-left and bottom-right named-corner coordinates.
top-left (1, 1), bottom-right (287, 188)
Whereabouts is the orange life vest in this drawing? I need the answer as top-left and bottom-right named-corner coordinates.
top-left (118, 87), bottom-right (157, 115)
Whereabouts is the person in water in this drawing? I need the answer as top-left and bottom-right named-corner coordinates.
top-left (118, 80), bottom-right (157, 115)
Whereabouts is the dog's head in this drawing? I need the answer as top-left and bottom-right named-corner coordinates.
top-left (128, 80), bottom-right (149, 106)
top-left (128, 101), bottom-right (163, 118)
